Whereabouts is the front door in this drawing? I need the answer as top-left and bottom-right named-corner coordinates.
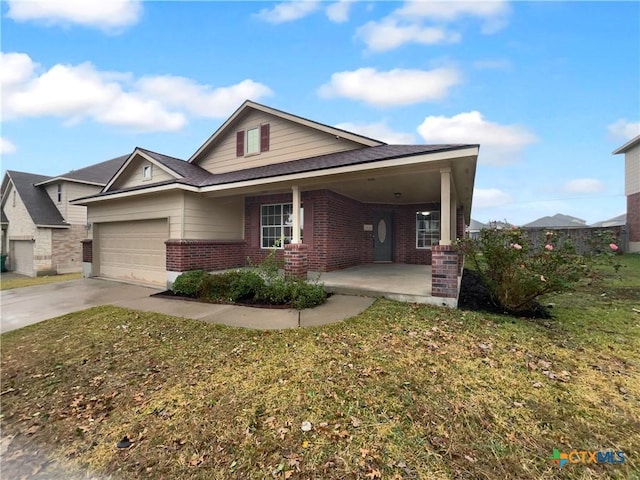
top-left (373, 211), bottom-right (393, 262)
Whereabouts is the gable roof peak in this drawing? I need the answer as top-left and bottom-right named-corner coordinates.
top-left (188, 100), bottom-right (386, 164)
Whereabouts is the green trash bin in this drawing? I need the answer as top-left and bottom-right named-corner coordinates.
top-left (1, 255), bottom-right (7, 273)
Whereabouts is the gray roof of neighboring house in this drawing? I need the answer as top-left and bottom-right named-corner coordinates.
top-left (6, 171), bottom-right (68, 226)
top-left (467, 219), bottom-right (486, 231)
top-left (84, 144), bottom-right (477, 199)
top-left (522, 213), bottom-right (587, 229)
top-left (1, 209), bottom-right (7, 224)
top-left (35, 155), bottom-right (129, 186)
top-left (590, 213), bottom-right (626, 228)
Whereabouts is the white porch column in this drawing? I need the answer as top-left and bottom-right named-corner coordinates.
top-left (291, 185), bottom-right (301, 244)
top-left (440, 168), bottom-right (451, 245)
top-left (450, 192), bottom-right (457, 242)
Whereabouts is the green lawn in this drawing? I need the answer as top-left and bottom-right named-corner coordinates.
top-left (1, 256), bottom-right (638, 479)
top-left (0, 272), bottom-right (81, 290)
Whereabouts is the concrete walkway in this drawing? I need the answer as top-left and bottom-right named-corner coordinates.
top-left (1, 278), bottom-right (374, 333)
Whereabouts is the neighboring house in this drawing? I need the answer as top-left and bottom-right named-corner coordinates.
top-left (466, 219), bottom-right (486, 239)
top-left (591, 213), bottom-right (626, 228)
top-left (521, 213), bottom-right (587, 229)
top-left (613, 135), bottom-right (640, 253)
top-left (0, 156), bottom-right (127, 276)
top-left (74, 101), bottom-right (479, 304)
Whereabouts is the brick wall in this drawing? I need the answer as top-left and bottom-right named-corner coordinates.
top-left (165, 240), bottom-right (246, 272)
top-left (81, 239), bottom-right (93, 263)
top-left (284, 243), bottom-right (308, 278)
top-left (51, 224), bottom-right (86, 273)
top-left (628, 192), bottom-right (640, 243)
top-left (431, 244), bottom-right (459, 298)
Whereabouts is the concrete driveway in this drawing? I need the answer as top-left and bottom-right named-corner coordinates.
top-left (1, 278), bottom-right (159, 333)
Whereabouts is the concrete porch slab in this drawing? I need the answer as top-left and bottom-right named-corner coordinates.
top-left (314, 263), bottom-right (456, 306)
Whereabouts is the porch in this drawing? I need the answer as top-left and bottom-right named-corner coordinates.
top-left (313, 263), bottom-right (460, 307)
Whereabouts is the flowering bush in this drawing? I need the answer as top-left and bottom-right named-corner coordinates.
top-left (456, 227), bottom-right (589, 316)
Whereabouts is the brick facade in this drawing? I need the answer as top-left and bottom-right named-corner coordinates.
top-left (431, 244), bottom-right (459, 299)
top-left (165, 240), bottom-right (247, 272)
top-left (81, 239), bottom-right (93, 263)
top-left (164, 190), bottom-right (464, 280)
top-left (628, 192), bottom-right (640, 244)
top-left (51, 224), bottom-right (86, 274)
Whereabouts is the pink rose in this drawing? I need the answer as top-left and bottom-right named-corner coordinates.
top-left (511, 243), bottom-right (522, 250)
top-left (609, 243), bottom-right (618, 252)
top-left (545, 244), bottom-right (554, 251)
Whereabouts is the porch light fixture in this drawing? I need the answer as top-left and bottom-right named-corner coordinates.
top-left (420, 211), bottom-right (430, 216)
top-left (394, 192), bottom-right (401, 198)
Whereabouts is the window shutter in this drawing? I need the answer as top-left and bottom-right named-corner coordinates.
top-left (236, 130), bottom-right (244, 157)
top-left (260, 124), bottom-right (270, 152)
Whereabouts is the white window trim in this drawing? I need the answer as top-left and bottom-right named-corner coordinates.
top-left (142, 164), bottom-right (153, 181)
top-left (57, 184), bottom-right (62, 203)
top-left (260, 202), bottom-right (292, 249)
top-left (245, 126), bottom-right (260, 156)
top-left (416, 210), bottom-right (440, 249)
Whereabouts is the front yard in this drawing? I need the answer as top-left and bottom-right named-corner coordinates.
top-left (1, 256), bottom-right (639, 479)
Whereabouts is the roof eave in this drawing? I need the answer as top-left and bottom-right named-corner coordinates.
top-left (34, 177), bottom-right (106, 187)
top-left (612, 134), bottom-right (640, 154)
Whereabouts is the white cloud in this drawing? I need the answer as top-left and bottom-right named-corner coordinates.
top-left (357, 0), bottom-right (510, 52)
top-left (417, 111), bottom-right (537, 165)
top-left (563, 178), bottom-right (605, 194)
top-left (608, 119), bottom-right (640, 141)
top-left (0, 52), bottom-right (36, 88)
top-left (356, 19), bottom-right (460, 52)
top-left (395, 0), bottom-right (511, 34)
top-left (326, 1), bottom-right (352, 23)
top-left (319, 67), bottom-right (461, 107)
top-left (256, 0), bottom-right (320, 24)
top-left (335, 121), bottom-right (417, 144)
top-left (473, 188), bottom-right (513, 209)
top-left (2, 52), bottom-right (272, 132)
top-left (6, 0), bottom-right (142, 32)
top-left (0, 137), bottom-right (17, 155)
top-left (136, 76), bottom-right (272, 119)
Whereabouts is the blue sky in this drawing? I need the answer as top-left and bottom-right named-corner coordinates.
top-left (1, 0), bottom-right (638, 225)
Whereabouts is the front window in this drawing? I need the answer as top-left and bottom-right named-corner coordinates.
top-left (142, 164), bottom-right (152, 180)
top-left (246, 127), bottom-right (259, 155)
top-left (416, 211), bottom-right (440, 248)
top-left (261, 203), bottom-right (303, 248)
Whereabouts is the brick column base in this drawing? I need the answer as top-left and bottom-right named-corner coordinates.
top-left (81, 239), bottom-right (93, 278)
top-left (284, 243), bottom-right (308, 279)
top-left (431, 244), bottom-right (459, 299)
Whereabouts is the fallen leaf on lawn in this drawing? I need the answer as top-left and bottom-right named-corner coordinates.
top-left (277, 427), bottom-right (289, 439)
top-left (366, 468), bottom-right (382, 479)
top-left (302, 440), bottom-right (309, 448)
top-left (464, 454), bottom-right (476, 463)
top-left (351, 416), bottom-right (362, 428)
top-left (301, 421), bottom-right (312, 432)
top-left (532, 382), bottom-right (543, 388)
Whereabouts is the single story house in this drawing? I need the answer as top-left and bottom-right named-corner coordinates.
top-left (1, 156), bottom-right (127, 276)
top-left (613, 135), bottom-right (640, 253)
top-left (74, 101), bottom-right (479, 306)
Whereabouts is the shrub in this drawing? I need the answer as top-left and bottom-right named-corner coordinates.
top-left (228, 270), bottom-right (264, 302)
top-left (291, 279), bottom-right (327, 309)
top-left (172, 270), bottom-right (211, 297)
top-left (456, 227), bottom-right (589, 316)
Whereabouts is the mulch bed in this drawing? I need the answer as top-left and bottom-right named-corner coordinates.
top-left (151, 290), bottom-right (334, 309)
top-left (458, 268), bottom-right (552, 319)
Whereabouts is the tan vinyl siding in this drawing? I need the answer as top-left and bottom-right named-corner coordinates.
top-left (198, 110), bottom-right (365, 174)
top-left (88, 191), bottom-right (184, 238)
top-left (625, 144), bottom-right (640, 195)
top-left (65, 183), bottom-right (102, 224)
top-left (43, 182), bottom-right (101, 224)
top-left (111, 158), bottom-right (177, 190)
top-left (183, 193), bottom-right (244, 239)
top-left (5, 184), bottom-right (36, 238)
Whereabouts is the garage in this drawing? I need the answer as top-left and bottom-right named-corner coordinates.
top-left (97, 219), bottom-right (167, 286)
top-left (10, 240), bottom-right (34, 276)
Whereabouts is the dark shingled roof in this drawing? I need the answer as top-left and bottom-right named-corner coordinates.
top-left (522, 213), bottom-right (587, 229)
top-left (7, 171), bottom-right (68, 226)
top-left (1, 208), bottom-right (8, 224)
top-left (38, 155), bottom-right (129, 186)
top-left (77, 144), bottom-right (477, 201)
top-left (137, 148), bottom-right (211, 183)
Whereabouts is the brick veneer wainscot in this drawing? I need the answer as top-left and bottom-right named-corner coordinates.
top-left (165, 240), bottom-right (246, 272)
top-left (431, 244), bottom-right (459, 298)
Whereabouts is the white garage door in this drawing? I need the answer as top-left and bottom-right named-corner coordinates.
top-left (10, 240), bottom-right (34, 276)
top-left (97, 219), bottom-right (167, 286)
